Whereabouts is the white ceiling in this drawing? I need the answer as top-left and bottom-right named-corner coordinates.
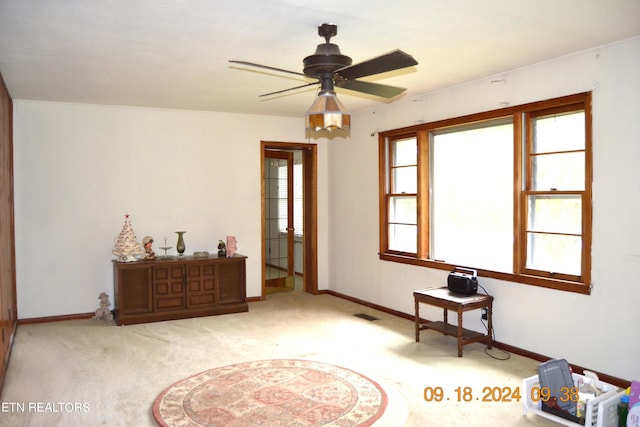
top-left (1, 0), bottom-right (639, 118)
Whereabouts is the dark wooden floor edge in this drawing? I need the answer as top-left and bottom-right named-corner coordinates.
top-left (18, 312), bottom-right (94, 325)
top-left (325, 289), bottom-right (414, 320)
top-left (491, 341), bottom-right (630, 388)
top-left (326, 290), bottom-right (631, 389)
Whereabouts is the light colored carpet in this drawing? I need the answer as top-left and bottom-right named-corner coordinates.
top-left (0, 290), bottom-right (557, 426)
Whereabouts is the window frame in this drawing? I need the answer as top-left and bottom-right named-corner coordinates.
top-left (378, 92), bottom-right (592, 294)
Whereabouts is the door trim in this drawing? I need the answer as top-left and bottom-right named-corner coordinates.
top-left (260, 141), bottom-right (318, 298)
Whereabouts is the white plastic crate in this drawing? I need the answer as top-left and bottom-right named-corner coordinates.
top-left (522, 373), bottom-right (624, 427)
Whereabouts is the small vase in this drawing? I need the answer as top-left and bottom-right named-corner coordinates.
top-left (176, 231), bottom-right (186, 256)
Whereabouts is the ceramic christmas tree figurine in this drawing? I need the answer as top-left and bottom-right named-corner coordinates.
top-left (112, 214), bottom-right (144, 262)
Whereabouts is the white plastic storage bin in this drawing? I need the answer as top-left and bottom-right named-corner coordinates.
top-left (522, 373), bottom-right (624, 427)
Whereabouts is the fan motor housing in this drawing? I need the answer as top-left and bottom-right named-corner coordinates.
top-left (303, 43), bottom-right (352, 77)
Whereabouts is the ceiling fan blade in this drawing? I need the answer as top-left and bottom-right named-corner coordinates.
top-left (335, 79), bottom-right (406, 98)
top-left (259, 81), bottom-right (320, 97)
top-left (334, 49), bottom-right (418, 80)
top-left (229, 60), bottom-right (307, 78)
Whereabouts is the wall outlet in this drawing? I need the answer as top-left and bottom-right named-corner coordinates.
top-left (481, 308), bottom-right (488, 320)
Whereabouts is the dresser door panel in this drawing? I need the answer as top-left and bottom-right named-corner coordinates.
top-left (154, 265), bottom-right (186, 310)
top-left (120, 266), bottom-right (152, 314)
top-left (187, 263), bottom-right (217, 308)
top-left (218, 259), bottom-right (245, 304)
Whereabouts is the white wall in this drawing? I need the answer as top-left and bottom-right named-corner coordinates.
top-left (328, 36), bottom-right (640, 381)
top-left (13, 102), bottom-right (330, 318)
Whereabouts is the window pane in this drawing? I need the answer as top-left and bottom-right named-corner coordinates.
top-left (528, 195), bottom-right (581, 234)
top-left (392, 137), bottom-right (417, 166)
top-left (294, 163), bottom-right (303, 236)
top-left (533, 111), bottom-right (585, 153)
top-left (277, 164), bottom-right (288, 233)
top-left (527, 232), bottom-right (581, 275)
top-left (392, 166), bottom-right (417, 193)
top-left (389, 196), bottom-right (417, 224)
top-left (533, 152), bottom-right (585, 190)
top-left (389, 224), bottom-right (417, 253)
top-left (431, 120), bottom-right (513, 272)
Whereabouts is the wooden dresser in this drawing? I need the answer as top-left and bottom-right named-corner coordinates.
top-left (113, 254), bottom-right (248, 325)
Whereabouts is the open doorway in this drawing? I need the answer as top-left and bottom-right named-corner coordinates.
top-left (264, 150), bottom-right (295, 293)
top-left (261, 141), bottom-right (318, 299)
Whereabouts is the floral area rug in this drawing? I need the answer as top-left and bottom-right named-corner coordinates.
top-left (153, 359), bottom-right (387, 426)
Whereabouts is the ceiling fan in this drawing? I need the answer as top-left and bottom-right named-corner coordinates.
top-left (229, 23), bottom-right (418, 99)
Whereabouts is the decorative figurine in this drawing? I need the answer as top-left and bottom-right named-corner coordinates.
top-left (93, 292), bottom-right (114, 322)
top-left (112, 214), bottom-right (144, 262)
top-left (226, 235), bottom-right (237, 258)
top-left (217, 240), bottom-right (226, 257)
top-left (142, 236), bottom-right (155, 260)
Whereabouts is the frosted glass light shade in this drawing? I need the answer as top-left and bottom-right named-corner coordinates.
top-left (305, 91), bottom-right (351, 132)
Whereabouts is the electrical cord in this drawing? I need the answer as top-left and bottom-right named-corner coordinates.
top-left (477, 284), bottom-right (511, 361)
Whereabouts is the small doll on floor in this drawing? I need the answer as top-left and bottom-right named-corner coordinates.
top-left (93, 292), bottom-right (114, 322)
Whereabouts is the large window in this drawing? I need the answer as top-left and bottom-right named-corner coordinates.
top-left (431, 119), bottom-right (514, 273)
top-left (379, 93), bottom-right (592, 294)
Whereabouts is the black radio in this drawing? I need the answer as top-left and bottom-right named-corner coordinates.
top-left (447, 267), bottom-right (478, 296)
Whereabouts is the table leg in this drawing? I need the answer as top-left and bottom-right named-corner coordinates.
top-left (457, 309), bottom-right (463, 357)
top-left (443, 308), bottom-right (448, 325)
top-left (414, 298), bottom-right (420, 342)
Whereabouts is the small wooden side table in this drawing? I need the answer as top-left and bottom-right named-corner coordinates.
top-left (414, 287), bottom-right (493, 357)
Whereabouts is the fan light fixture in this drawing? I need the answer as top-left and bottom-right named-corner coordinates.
top-left (305, 90), bottom-right (350, 132)
top-left (229, 23), bottom-right (418, 136)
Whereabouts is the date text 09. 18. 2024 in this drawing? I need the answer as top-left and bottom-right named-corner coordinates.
top-left (423, 386), bottom-right (580, 403)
